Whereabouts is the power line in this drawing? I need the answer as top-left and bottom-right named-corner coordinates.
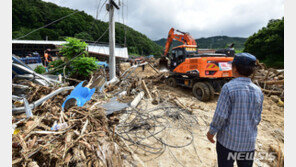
top-left (93, 27), bottom-right (109, 44)
top-left (16, 10), bottom-right (80, 40)
top-left (88, 0), bottom-right (102, 34)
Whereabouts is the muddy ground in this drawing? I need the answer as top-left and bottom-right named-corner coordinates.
top-left (120, 62), bottom-right (284, 167)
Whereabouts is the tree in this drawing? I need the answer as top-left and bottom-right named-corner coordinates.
top-left (12, 0), bottom-right (163, 57)
top-left (71, 56), bottom-right (98, 78)
top-left (59, 37), bottom-right (98, 80)
top-left (74, 32), bottom-right (94, 41)
top-left (59, 37), bottom-right (88, 60)
top-left (244, 17), bottom-right (284, 68)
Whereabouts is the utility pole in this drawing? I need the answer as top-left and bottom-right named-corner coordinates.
top-left (107, 0), bottom-right (119, 81)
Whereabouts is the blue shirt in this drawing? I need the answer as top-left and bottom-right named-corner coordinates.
top-left (209, 77), bottom-right (264, 151)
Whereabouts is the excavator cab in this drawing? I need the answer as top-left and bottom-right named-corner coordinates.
top-left (215, 43), bottom-right (235, 57)
top-left (169, 46), bottom-right (198, 71)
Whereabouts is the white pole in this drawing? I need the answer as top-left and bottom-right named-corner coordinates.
top-left (109, 0), bottom-right (116, 80)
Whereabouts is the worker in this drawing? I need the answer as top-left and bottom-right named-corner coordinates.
top-left (44, 50), bottom-right (49, 67)
top-left (130, 59), bottom-right (134, 66)
top-left (44, 49), bottom-right (53, 67)
top-left (206, 53), bottom-right (263, 167)
top-left (141, 59), bottom-right (145, 71)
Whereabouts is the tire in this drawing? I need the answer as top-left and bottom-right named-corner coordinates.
top-left (212, 80), bottom-right (222, 93)
top-left (220, 80), bottom-right (228, 87)
top-left (167, 77), bottom-right (177, 87)
top-left (204, 82), bottom-right (215, 101)
top-left (192, 82), bottom-right (211, 101)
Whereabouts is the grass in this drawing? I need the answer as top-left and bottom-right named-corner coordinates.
top-left (235, 49), bottom-right (244, 53)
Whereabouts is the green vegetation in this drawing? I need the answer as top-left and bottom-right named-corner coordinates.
top-left (71, 57), bottom-right (98, 78)
top-left (235, 49), bottom-right (244, 54)
top-left (154, 36), bottom-right (247, 50)
top-left (48, 59), bottom-right (64, 74)
top-left (47, 38), bottom-right (98, 79)
top-left (60, 37), bottom-right (88, 59)
top-left (34, 65), bottom-right (46, 74)
top-left (12, 0), bottom-right (163, 56)
top-left (244, 18), bottom-right (284, 68)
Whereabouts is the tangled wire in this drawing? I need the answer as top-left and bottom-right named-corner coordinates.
top-left (115, 99), bottom-right (199, 157)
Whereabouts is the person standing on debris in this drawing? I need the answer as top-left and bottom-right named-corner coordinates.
top-left (206, 53), bottom-right (264, 167)
top-left (130, 58), bottom-right (134, 66)
top-left (141, 59), bottom-right (145, 71)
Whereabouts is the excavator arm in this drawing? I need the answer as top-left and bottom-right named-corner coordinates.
top-left (164, 28), bottom-right (197, 56)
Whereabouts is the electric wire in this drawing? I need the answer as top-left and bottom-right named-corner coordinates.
top-left (16, 10), bottom-right (80, 40)
top-left (115, 97), bottom-right (199, 156)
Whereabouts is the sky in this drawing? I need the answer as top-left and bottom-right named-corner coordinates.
top-left (43, 0), bottom-right (284, 40)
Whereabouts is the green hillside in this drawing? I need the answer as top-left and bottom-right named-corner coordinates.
top-left (154, 36), bottom-right (247, 50)
top-left (244, 18), bottom-right (284, 68)
top-left (12, 0), bottom-right (163, 56)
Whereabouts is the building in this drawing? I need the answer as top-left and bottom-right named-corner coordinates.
top-left (12, 40), bottom-right (129, 62)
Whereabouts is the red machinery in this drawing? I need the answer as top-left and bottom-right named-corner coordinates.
top-left (160, 28), bottom-right (234, 101)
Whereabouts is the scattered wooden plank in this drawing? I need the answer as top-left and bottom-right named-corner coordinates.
top-left (172, 97), bottom-right (193, 114)
top-left (263, 80), bottom-right (284, 85)
top-left (141, 80), bottom-right (152, 99)
top-left (262, 89), bottom-right (282, 95)
top-left (130, 91), bottom-right (145, 108)
top-left (12, 158), bottom-right (22, 165)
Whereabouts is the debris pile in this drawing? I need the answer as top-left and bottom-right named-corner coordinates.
top-left (12, 58), bottom-right (284, 166)
top-left (12, 80), bottom-right (124, 166)
top-left (12, 61), bottom-right (196, 167)
top-left (251, 60), bottom-right (284, 103)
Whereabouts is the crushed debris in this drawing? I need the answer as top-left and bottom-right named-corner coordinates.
top-left (12, 60), bottom-right (284, 167)
top-left (252, 60), bottom-right (284, 103)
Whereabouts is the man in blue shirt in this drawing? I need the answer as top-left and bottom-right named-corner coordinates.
top-left (207, 53), bottom-right (264, 167)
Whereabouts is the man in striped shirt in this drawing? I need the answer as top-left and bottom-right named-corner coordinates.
top-left (207, 53), bottom-right (264, 167)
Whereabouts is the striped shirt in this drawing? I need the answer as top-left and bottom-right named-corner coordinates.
top-left (209, 77), bottom-right (264, 151)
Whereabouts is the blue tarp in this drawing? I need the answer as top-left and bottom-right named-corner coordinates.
top-left (96, 61), bottom-right (108, 68)
top-left (12, 55), bottom-right (32, 78)
top-left (19, 57), bottom-right (42, 64)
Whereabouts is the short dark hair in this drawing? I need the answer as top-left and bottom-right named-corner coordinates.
top-left (232, 63), bottom-right (255, 77)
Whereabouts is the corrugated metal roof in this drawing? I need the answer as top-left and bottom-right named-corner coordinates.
top-left (12, 40), bottom-right (67, 45)
top-left (12, 40), bottom-right (128, 59)
top-left (88, 45), bottom-right (128, 59)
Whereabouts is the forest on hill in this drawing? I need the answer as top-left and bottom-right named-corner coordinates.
top-left (12, 0), bottom-right (163, 56)
top-left (244, 17), bottom-right (284, 68)
top-left (154, 36), bottom-right (247, 50)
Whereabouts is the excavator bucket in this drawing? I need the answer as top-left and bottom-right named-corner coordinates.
top-left (158, 56), bottom-right (169, 72)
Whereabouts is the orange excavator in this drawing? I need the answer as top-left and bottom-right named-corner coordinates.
top-left (160, 28), bottom-right (235, 101)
